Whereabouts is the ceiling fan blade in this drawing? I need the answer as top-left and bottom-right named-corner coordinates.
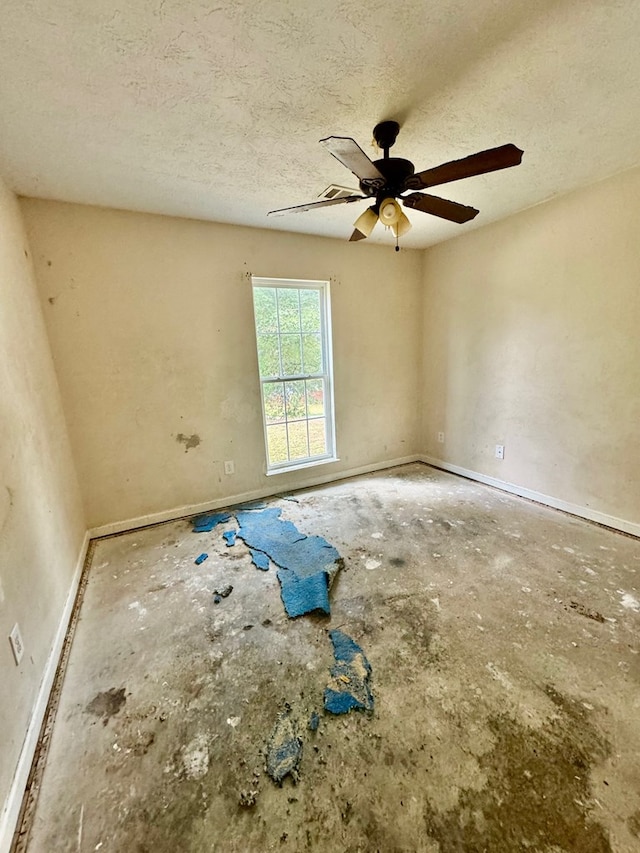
top-left (402, 192), bottom-right (479, 224)
top-left (407, 144), bottom-right (523, 191)
top-left (320, 136), bottom-right (386, 188)
top-left (268, 195), bottom-right (364, 216)
top-left (349, 228), bottom-right (368, 242)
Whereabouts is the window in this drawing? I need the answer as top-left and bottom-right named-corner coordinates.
top-left (251, 277), bottom-right (336, 473)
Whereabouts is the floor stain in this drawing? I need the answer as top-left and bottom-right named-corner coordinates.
top-left (85, 687), bottom-right (127, 724)
top-left (423, 685), bottom-right (611, 852)
top-left (568, 600), bottom-right (606, 623)
top-left (627, 809), bottom-right (640, 837)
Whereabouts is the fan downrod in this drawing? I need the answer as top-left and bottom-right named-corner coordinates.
top-left (373, 120), bottom-right (400, 154)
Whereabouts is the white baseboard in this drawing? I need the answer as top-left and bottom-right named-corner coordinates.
top-left (0, 531), bottom-right (90, 853)
top-left (421, 456), bottom-right (640, 538)
top-left (89, 454), bottom-right (422, 538)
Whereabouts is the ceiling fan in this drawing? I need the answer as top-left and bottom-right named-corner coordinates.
top-left (268, 121), bottom-right (523, 249)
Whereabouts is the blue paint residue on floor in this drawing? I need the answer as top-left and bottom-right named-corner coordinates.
top-left (192, 511), bottom-right (231, 533)
top-left (249, 549), bottom-right (270, 571)
top-left (235, 508), bottom-right (340, 618)
top-left (277, 569), bottom-right (330, 618)
top-left (235, 509), bottom-right (339, 579)
top-left (324, 629), bottom-right (374, 715)
top-left (194, 553), bottom-right (208, 565)
top-left (223, 529), bottom-right (237, 547)
top-left (193, 504), bottom-right (342, 619)
top-left (266, 707), bottom-right (303, 784)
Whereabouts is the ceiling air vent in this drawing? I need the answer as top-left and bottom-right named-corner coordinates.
top-left (317, 184), bottom-right (360, 200)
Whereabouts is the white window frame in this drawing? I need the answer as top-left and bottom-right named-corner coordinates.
top-left (251, 276), bottom-right (337, 474)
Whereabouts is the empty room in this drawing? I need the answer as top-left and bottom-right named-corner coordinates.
top-left (1, 1), bottom-right (639, 851)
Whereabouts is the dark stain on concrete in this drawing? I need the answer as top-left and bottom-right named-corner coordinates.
top-left (385, 592), bottom-right (440, 658)
top-left (176, 433), bottom-right (201, 452)
top-left (389, 557), bottom-right (406, 567)
top-left (423, 685), bottom-right (612, 852)
top-left (86, 687), bottom-right (127, 724)
top-left (123, 782), bottom-right (210, 853)
top-left (48, 296), bottom-right (56, 305)
top-left (628, 809), bottom-right (640, 837)
top-left (568, 600), bottom-right (606, 623)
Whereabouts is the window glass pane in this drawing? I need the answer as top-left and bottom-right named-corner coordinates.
top-left (277, 288), bottom-right (300, 334)
top-left (306, 379), bottom-right (324, 417)
top-left (257, 334), bottom-right (280, 377)
top-left (267, 423), bottom-right (288, 464)
top-left (263, 383), bottom-right (285, 424)
top-left (287, 420), bottom-right (309, 460)
top-left (280, 334), bottom-right (302, 376)
top-left (300, 289), bottom-right (321, 332)
top-left (302, 334), bottom-right (322, 374)
top-left (254, 288), bottom-right (278, 333)
top-left (284, 381), bottom-right (306, 420)
top-left (252, 278), bottom-right (334, 471)
top-left (308, 418), bottom-right (327, 456)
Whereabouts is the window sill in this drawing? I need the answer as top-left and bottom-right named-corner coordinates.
top-left (266, 456), bottom-right (340, 476)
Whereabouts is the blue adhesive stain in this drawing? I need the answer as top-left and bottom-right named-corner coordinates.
top-left (235, 509), bottom-right (340, 579)
top-left (194, 553), bottom-right (208, 565)
top-left (308, 712), bottom-right (320, 731)
top-left (328, 629), bottom-right (367, 665)
top-left (249, 549), bottom-right (270, 571)
top-left (277, 570), bottom-right (330, 618)
top-left (235, 508), bottom-right (341, 618)
top-left (323, 690), bottom-right (363, 715)
top-left (266, 707), bottom-right (302, 785)
top-left (223, 529), bottom-right (237, 547)
top-left (192, 511), bottom-right (231, 532)
top-left (323, 629), bottom-right (374, 715)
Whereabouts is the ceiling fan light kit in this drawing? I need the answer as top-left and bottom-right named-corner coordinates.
top-left (379, 197), bottom-right (400, 226)
top-left (351, 205), bottom-right (378, 241)
top-left (268, 120), bottom-right (523, 250)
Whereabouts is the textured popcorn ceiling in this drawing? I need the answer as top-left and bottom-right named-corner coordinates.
top-left (2, 0), bottom-right (640, 248)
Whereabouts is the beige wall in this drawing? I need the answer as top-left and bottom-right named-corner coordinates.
top-left (0, 178), bottom-right (85, 839)
top-left (421, 166), bottom-right (640, 526)
top-left (20, 201), bottom-right (423, 530)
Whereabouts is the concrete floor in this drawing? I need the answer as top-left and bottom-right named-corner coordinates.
top-left (18, 464), bottom-right (640, 852)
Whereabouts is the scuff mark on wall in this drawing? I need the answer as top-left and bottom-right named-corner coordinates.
top-left (0, 485), bottom-right (13, 535)
top-left (176, 433), bottom-right (201, 452)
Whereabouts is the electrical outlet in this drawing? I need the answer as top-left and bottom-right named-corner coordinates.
top-left (224, 460), bottom-right (235, 475)
top-left (495, 444), bottom-right (505, 460)
top-left (437, 432), bottom-right (445, 443)
top-left (9, 623), bottom-right (24, 665)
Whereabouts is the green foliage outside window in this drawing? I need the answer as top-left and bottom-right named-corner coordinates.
top-left (253, 285), bottom-right (329, 466)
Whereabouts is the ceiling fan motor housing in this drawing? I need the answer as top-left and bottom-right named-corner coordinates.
top-left (359, 157), bottom-right (415, 199)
